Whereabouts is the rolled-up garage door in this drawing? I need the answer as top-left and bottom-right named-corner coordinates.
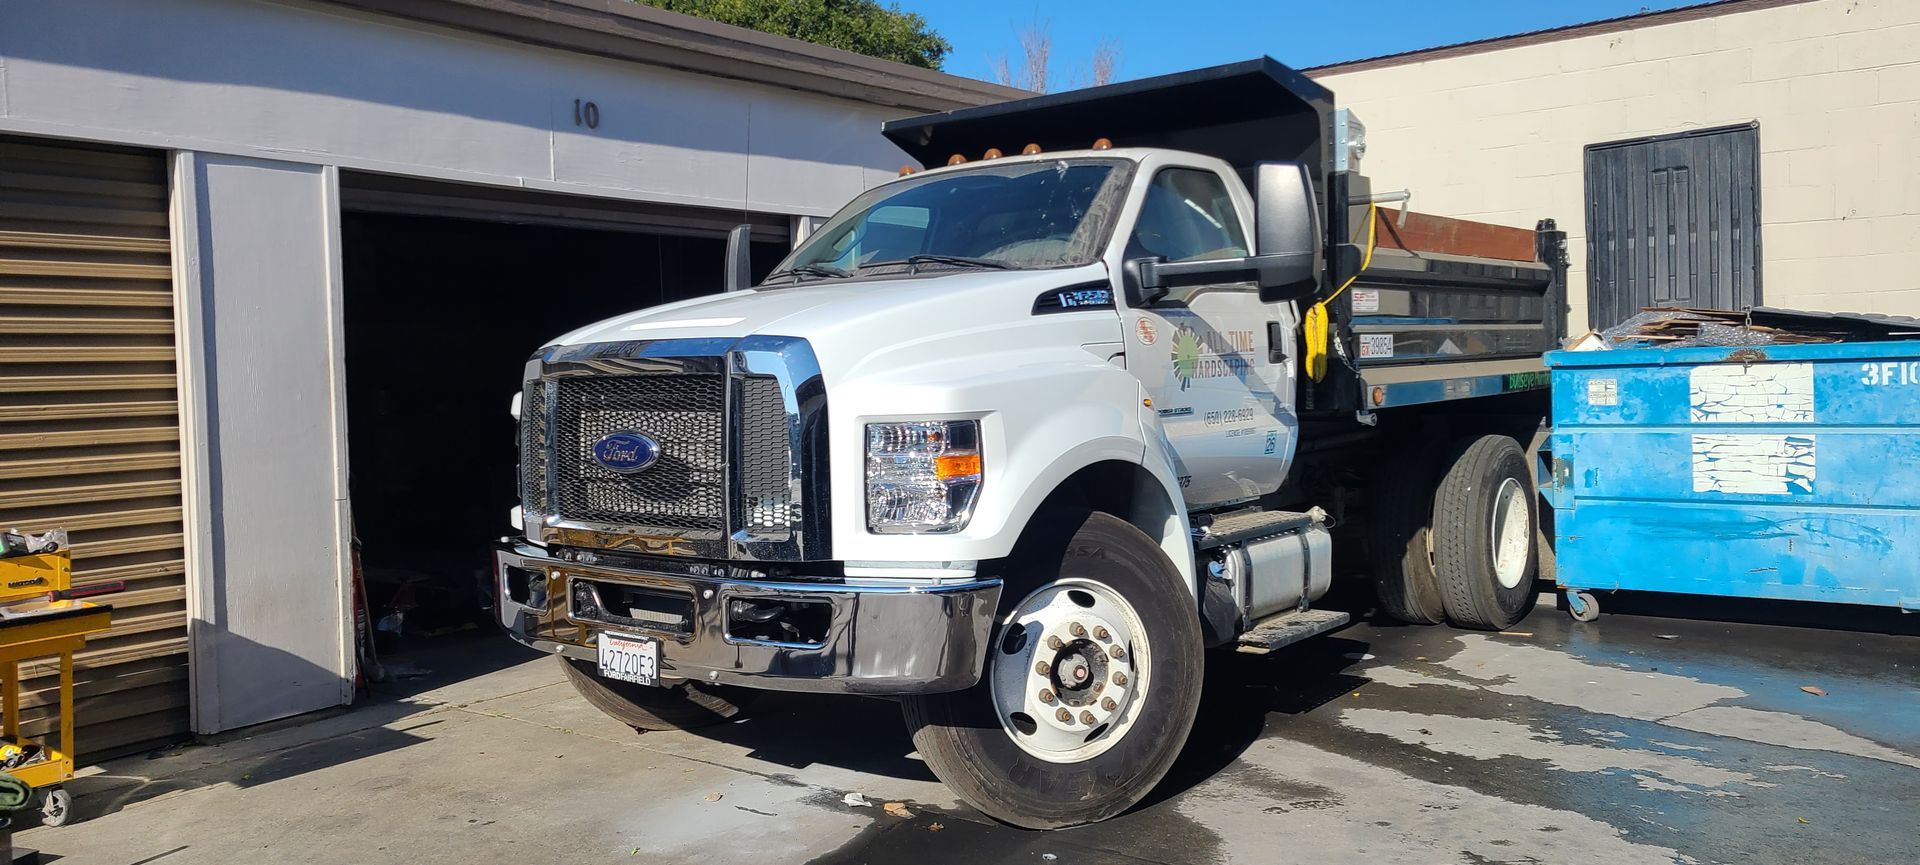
top-left (0, 135), bottom-right (187, 758)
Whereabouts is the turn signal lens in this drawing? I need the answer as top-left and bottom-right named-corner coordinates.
top-left (934, 452), bottom-right (982, 480)
top-left (866, 420), bottom-right (983, 534)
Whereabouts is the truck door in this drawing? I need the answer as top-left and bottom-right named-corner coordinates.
top-left (1121, 165), bottom-right (1299, 509)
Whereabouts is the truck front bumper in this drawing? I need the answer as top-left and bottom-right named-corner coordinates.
top-left (493, 542), bottom-right (1002, 695)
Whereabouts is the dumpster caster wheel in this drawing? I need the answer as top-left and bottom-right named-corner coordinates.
top-left (40, 786), bottom-right (71, 827)
top-left (1566, 591), bottom-right (1600, 623)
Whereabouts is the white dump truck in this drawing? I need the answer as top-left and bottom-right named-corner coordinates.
top-left (494, 59), bottom-right (1568, 827)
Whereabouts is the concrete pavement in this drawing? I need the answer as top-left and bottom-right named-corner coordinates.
top-left (21, 601), bottom-right (1919, 865)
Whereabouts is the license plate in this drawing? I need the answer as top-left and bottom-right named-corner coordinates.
top-left (596, 632), bottom-right (659, 687)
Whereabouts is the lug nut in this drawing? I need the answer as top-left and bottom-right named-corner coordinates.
top-left (1079, 711), bottom-right (1097, 725)
top-left (1112, 671), bottom-right (1128, 686)
top-left (1034, 660), bottom-right (1051, 676)
top-left (1038, 688), bottom-right (1056, 703)
top-left (1056, 708), bottom-right (1073, 723)
top-left (1093, 682), bottom-right (1105, 694)
top-left (1109, 645), bottom-right (1127, 659)
top-left (1047, 635), bottom-right (1065, 650)
top-left (1069, 622), bottom-right (1086, 638)
top-left (1101, 697), bottom-right (1118, 711)
top-left (1094, 626), bottom-right (1110, 641)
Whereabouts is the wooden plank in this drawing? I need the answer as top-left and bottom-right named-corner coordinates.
top-left (1371, 209), bottom-right (1539, 263)
top-left (0, 171), bottom-right (167, 203)
top-left (0, 317), bottom-right (173, 336)
top-left (0, 400), bottom-right (177, 422)
top-left (0, 258), bottom-right (173, 280)
top-left (16, 658), bottom-right (188, 712)
top-left (0, 373), bottom-right (176, 393)
top-left (73, 558), bottom-right (185, 585)
top-left (0, 201), bottom-right (169, 229)
top-left (0, 479), bottom-right (179, 509)
top-left (0, 425), bottom-right (179, 451)
top-left (0, 450), bottom-right (180, 480)
top-left (0, 286), bottom-right (173, 307)
top-left (8, 505), bottom-right (182, 534)
top-left (0, 231), bottom-right (170, 254)
top-left (71, 533), bottom-right (184, 561)
top-left (0, 345), bottom-right (176, 363)
top-left (19, 635), bottom-right (187, 679)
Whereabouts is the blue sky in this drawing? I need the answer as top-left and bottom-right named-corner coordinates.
top-left (912, 0), bottom-right (1707, 87)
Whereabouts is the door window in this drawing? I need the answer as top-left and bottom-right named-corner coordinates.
top-left (1127, 168), bottom-right (1249, 264)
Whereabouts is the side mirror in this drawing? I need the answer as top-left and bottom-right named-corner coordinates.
top-left (724, 224), bottom-right (753, 292)
top-left (1252, 162), bottom-right (1322, 303)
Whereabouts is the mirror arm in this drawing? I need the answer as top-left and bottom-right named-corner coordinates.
top-left (724, 224), bottom-right (753, 293)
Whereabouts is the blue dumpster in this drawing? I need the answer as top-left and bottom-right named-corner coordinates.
top-left (1541, 340), bottom-right (1920, 620)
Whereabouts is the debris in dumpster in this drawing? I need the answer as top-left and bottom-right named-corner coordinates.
top-left (1800, 685), bottom-right (1828, 697)
top-left (1585, 306), bottom-right (1920, 350)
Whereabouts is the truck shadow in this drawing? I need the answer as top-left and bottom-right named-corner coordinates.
top-left (1133, 633), bottom-right (1372, 813)
top-left (688, 631), bottom-right (1376, 804)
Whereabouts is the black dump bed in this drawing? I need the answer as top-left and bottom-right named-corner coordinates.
top-left (885, 59), bottom-right (1568, 414)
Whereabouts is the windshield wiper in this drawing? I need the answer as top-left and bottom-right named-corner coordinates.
top-left (867, 253), bottom-right (1016, 274)
top-left (770, 263), bottom-right (851, 281)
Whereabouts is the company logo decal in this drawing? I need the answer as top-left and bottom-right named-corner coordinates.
top-left (591, 432), bottom-right (661, 474)
top-left (1136, 319), bottom-right (1158, 345)
top-left (1170, 322), bottom-right (1254, 391)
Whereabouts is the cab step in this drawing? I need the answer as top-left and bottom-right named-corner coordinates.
top-left (1193, 508), bottom-right (1317, 550)
top-left (1235, 608), bottom-right (1350, 654)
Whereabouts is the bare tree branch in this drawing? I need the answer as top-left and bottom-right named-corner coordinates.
top-left (1090, 38), bottom-right (1120, 87)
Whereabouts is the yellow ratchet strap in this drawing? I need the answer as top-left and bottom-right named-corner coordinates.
top-left (1305, 203), bottom-right (1379, 382)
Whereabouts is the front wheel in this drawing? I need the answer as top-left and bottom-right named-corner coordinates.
top-left (901, 511), bottom-right (1204, 829)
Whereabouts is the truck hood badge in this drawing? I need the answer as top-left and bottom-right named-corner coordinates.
top-left (591, 432), bottom-right (660, 473)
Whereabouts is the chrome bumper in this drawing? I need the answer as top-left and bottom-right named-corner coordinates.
top-left (493, 542), bottom-right (1002, 695)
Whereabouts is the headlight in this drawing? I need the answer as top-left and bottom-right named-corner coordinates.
top-left (866, 420), bottom-right (982, 534)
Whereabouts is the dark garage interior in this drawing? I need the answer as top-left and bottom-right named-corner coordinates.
top-left (340, 199), bottom-right (789, 650)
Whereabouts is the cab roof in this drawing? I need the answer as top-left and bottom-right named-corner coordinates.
top-left (882, 57), bottom-right (1335, 180)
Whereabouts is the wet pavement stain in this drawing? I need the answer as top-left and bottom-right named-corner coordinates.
top-left (807, 604), bottom-right (1919, 865)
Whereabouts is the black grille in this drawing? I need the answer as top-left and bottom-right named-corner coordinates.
top-left (737, 376), bottom-right (796, 534)
top-left (519, 380), bottom-right (551, 516)
top-left (550, 374), bottom-right (726, 532)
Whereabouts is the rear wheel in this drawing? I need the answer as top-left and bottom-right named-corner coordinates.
top-left (902, 511), bottom-right (1204, 829)
top-left (1367, 445), bottom-right (1447, 625)
top-left (559, 656), bottom-right (759, 731)
top-left (1432, 435), bottom-right (1539, 630)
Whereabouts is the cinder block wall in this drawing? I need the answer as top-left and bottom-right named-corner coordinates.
top-left (1311, 0), bottom-right (1920, 332)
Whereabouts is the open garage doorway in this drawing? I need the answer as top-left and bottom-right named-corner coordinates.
top-left (339, 175), bottom-right (790, 655)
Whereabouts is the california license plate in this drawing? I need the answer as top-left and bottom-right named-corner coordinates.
top-left (596, 632), bottom-right (659, 687)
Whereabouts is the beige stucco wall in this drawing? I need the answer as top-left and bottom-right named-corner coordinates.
top-left (1312, 0), bottom-right (1920, 332)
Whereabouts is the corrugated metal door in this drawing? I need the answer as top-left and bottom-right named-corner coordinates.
top-left (0, 136), bottom-right (188, 758)
top-left (1584, 124), bottom-right (1762, 328)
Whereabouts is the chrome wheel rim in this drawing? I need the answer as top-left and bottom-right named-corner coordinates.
top-left (1491, 476), bottom-right (1531, 589)
top-left (989, 578), bottom-right (1149, 763)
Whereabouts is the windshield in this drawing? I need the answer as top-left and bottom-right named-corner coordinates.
top-left (772, 158), bottom-right (1133, 279)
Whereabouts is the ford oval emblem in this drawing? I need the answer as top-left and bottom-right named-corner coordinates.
top-left (591, 431), bottom-right (660, 474)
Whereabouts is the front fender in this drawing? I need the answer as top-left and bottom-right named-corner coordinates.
top-left (829, 354), bottom-right (1180, 568)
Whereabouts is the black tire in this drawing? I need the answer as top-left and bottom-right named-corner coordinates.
top-left (1367, 446), bottom-right (1447, 625)
top-left (559, 656), bottom-right (759, 731)
top-left (901, 511), bottom-right (1204, 829)
top-left (1433, 435), bottom-right (1539, 630)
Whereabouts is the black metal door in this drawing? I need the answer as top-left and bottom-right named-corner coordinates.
top-left (1584, 124), bottom-right (1761, 328)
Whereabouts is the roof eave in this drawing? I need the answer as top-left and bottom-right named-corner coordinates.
top-left (318, 0), bottom-right (1029, 112)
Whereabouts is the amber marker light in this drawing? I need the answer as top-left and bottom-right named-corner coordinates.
top-left (983, 148), bottom-right (1003, 159)
top-left (898, 165), bottom-right (918, 176)
top-left (934, 452), bottom-right (983, 481)
top-left (1092, 138), bottom-right (1113, 150)
top-left (947, 154), bottom-right (968, 165)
